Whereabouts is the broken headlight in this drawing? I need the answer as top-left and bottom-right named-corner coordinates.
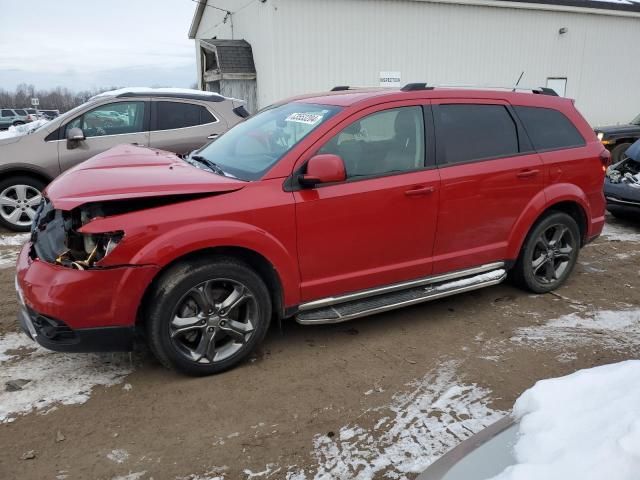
top-left (55, 231), bottom-right (124, 270)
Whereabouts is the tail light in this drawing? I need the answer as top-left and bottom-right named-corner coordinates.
top-left (599, 149), bottom-right (611, 171)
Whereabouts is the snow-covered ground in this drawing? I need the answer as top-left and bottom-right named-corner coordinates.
top-left (489, 360), bottom-right (640, 480)
top-left (601, 221), bottom-right (640, 242)
top-left (0, 119), bottom-right (49, 139)
top-left (0, 233), bottom-right (30, 269)
top-left (512, 308), bottom-right (640, 351)
top-left (0, 332), bottom-right (133, 423)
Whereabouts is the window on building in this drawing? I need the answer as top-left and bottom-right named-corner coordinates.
top-left (320, 106), bottom-right (425, 178)
top-left (437, 104), bottom-right (519, 164)
top-left (515, 106), bottom-right (585, 151)
top-left (156, 102), bottom-right (217, 131)
top-left (546, 78), bottom-right (567, 97)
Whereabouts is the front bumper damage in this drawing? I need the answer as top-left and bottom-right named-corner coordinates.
top-left (604, 157), bottom-right (640, 214)
top-left (16, 241), bottom-right (159, 353)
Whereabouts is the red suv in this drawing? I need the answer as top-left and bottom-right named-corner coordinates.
top-left (16, 84), bottom-right (608, 375)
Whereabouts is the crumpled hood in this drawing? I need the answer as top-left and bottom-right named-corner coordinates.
top-left (45, 144), bottom-right (247, 210)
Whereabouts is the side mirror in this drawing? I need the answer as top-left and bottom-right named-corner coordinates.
top-left (299, 154), bottom-right (346, 187)
top-left (66, 127), bottom-right (85, 142)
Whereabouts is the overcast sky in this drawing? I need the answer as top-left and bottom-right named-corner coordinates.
top-left (0, 0), bottom-right (197, 91)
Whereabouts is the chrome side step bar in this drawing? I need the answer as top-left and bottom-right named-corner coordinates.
top-left (295, 264), bottom-right (506, 325)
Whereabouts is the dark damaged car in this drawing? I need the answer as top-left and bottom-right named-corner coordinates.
top-left (594, 113), bottom-right (640, 163)
top-left (604, 139), bottom-right (640, 218)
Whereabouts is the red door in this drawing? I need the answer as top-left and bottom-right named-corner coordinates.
top-left (430, 100), bottom-right (545, 274)
top-left (293, 103), bottom-right (441, 301)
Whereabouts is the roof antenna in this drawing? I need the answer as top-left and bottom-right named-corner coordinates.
top-left (512, 71), bottom-right (525, 92)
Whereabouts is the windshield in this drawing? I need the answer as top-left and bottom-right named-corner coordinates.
top-left (193, 102), bottom-right (342, 180)
top-left (632, 113), bottom-right (640, 126)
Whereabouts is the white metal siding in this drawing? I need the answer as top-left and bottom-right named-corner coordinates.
top-left (195, 0), bottom-right (640, 125)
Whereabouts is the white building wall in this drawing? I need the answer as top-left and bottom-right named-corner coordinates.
top-left (194, 0), bottom-right (640, 125)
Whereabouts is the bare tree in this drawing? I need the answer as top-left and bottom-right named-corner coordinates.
top-left (0, 85), bottom-right (122, 112)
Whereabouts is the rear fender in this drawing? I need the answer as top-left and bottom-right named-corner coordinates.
top-left (507, 184), bottom-right (590, 260)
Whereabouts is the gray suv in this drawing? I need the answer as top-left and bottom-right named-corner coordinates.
top-left (0, 108), bottom-right (30, 129)
top-left (0, 88), bottom-right (248, 231)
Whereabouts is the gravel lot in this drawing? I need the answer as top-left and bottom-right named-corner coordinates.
top-left (0, 217), bottom-right (639, 480)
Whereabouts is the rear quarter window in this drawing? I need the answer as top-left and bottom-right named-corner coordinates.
top-left (436, 104), bottom-right (520, 164)
top-left (514, 106), bottom-right (585, 151)
top-left (156, 101), bottom-right (217, 131)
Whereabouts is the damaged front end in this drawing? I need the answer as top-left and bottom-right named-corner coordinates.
top-left (31, 199), bottom-right (123, 269)
top-left (604, 157), bottom-right (640, 212)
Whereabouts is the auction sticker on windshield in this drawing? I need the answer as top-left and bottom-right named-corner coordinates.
top-left (285, 112), bottom-right (323, 125)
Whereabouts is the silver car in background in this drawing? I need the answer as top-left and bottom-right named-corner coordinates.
top-left (0, 87), bottom-right (249, 231)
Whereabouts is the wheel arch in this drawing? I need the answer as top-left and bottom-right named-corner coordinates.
top-left (507, 185), bottom-right (590, 260)
top-left (136, 245), bottom-right (288, 330)
top-left (0, 167), bottom-right (53, 187)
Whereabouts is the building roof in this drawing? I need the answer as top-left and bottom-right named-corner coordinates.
top-left (188, 0), bottom-right (640, 37)
top-left (200, 39), bottom-right (256, 74)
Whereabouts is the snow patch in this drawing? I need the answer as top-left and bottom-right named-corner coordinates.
top-left (602, 222), bottom-right (640, 242)
top-left (107, 449), bottom-right (130, 464)
top-left (512, 309), bottom-right (640, 350)
top-left (434, 269), bottom-right (505, 291)
top-left (0, 332), bottom-right (133, 423)
top-left (112, 472), bottom-right (146, 480)
top-left (0, 233), bottom-right (30, 246)
top-left (286, 362), bottom-right (503, 479)
top-left (488, 361), bottom-right (640, 480)
top-left (0, 119), bottom-right (49, 139)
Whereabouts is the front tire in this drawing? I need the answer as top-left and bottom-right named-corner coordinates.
top-left (145, 257), bottom-right (272, 376)
top-left (512, 212), bottom-right (581, 293)
top-left (0, 176), bottom-right (45, 231)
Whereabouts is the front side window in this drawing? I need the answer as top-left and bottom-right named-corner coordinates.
top-left (515, 106), bottom-right (585, 151)
top-left (320, 106), bottom-right (425, 178)
top-left (155, 101), bottom-right (217, 131)
top-left (194, 102), bottom-right (341, 181)
top-left (437, 104), bottom-right (519, 165)
top-left (65, 101), bottom-right (146, 138)
top-left (1, 110), bottom-right (13, 117)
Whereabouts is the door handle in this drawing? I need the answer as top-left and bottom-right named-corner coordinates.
top-left (516, 169), bottom-right (540, 179)
top-left (208, 133), bottom-right (220, 140)
top-left (405, 186), bottom-right (435, 196)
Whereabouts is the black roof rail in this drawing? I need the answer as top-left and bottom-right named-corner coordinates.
top-left (533, 87), bottom-right (559, 96)
top-left (330, 86), bottom-right (351, 91)
top-left (400, 83), bottom-right (434, 92)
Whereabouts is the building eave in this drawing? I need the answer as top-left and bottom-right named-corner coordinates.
top-left (188, 0), bottom-right (207, 39)
top-left (413, 0), bottom-right (640, 17)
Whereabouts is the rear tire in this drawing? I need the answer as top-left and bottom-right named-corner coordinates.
top-left (611, 142), bottom-right (632, 164)
top-left (12, 121), bottom-right (25, 127)
top-left (145, 256), bottom-right (272, 376)
top-left (512, 212), bottom-right (581, 293)
top-left (0, 176), bottom-right (45, 231)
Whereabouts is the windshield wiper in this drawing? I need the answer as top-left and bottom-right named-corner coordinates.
top-left (190, 155), bottom-right (227, 177)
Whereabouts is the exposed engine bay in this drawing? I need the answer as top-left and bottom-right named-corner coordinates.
top-left (30, 194), bottom-right (213, 269)
top-left (607, 157), bottom-right (640, 188)
top-left (31, 200), bottom-right (123, 269)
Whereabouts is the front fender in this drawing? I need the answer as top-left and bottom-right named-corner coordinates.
top-left (90, 219), bottom-right (301, 307)
top-left (506, 183), bottom-right (591, 260)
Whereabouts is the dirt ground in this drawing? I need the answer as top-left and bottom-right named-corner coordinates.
top-left (0, 216), bottom-right (639, 480)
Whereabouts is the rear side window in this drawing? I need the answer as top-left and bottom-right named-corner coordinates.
top-left (436, 104), bottom-right (519, 164)
top-left (156, 102), bottom-right (217, 131)
top-left (14, 109), bottom-right (26, 115)
top-left (515, 106), bottom-right (585, 151)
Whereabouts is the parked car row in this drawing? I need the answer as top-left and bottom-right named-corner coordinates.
top-left (0, 88), bottom-right (248, 230)
top-left (0, 108), bottom-right (60, 129)
top-left (15, 84), bottom-right (608, 376)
